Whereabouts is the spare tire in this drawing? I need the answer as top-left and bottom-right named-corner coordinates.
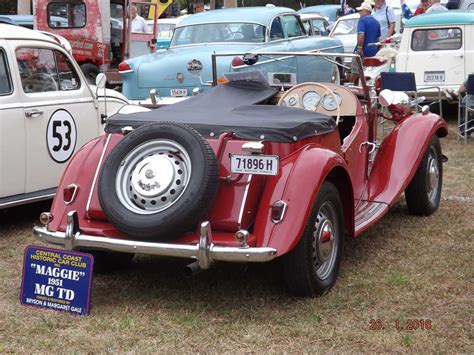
top-left (98, 122), bottom-right (219, 240)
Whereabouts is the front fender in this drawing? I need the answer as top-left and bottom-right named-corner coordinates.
top-left (254, 145), bottom-right (352, 256)
top-left (368, 112), bottom-right (448, 205)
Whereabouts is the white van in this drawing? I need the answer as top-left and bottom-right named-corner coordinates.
top-left (396, 11), bottom-right (474, 98)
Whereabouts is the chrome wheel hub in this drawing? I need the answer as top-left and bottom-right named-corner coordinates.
top-left (426, 151), bottom-right (439, 203)
top-left (312, 201), bottom-right (338, 280)
top-left (116, 140), bottom-right (192, 215)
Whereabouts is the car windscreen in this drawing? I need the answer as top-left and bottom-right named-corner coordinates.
top-left (331, 18), bottom-right (358, 36)
top-left (170, 23), bottom-right (265, 46)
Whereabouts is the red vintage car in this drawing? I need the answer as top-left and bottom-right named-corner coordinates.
top-left (33, 53), bottom-right (448, 297)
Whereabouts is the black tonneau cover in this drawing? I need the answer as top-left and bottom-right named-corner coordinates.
top-left (106, 73), bottom-right (336, 143)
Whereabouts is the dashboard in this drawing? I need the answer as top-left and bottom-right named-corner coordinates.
top-left (277, 82), bottom-right (359, 118)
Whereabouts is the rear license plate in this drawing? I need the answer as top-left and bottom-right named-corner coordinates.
top-left (230, 154), bottom-right (279, 176)
top-left (424, 71), bottom-right (445, 83)
top-left (170, 88), bottom-right (188, 97)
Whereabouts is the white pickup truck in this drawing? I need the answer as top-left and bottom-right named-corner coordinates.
top-left (0, 24), bottom-right (130, 209)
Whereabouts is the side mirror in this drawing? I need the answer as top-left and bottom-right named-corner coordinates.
top-left (95, 73), bottom-right (107, 89)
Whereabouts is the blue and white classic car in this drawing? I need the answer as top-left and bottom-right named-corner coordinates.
top-left (119, 6), bottom-right (344, 100)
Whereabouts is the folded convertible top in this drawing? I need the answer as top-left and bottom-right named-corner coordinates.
top-left (106, 74), bottom-right (336, 143)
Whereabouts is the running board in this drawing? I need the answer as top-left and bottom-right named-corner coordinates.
top-left (0, 188), bottom-right (56, 209)
top-left (354, 200), bottom-right (389, 236)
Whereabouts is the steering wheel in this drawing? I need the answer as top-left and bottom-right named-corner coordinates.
top-left (225, 30), bottom-right (245, 41)
top-left (278, 82), bottom-right (341, 126)
top-left (23, 73), bottom-right (58, 93)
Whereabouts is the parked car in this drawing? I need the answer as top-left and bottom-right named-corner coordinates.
top-left (300, 13), bottom-right (331, 36)
top-left (396, 11), bottom-right (474, 99)
top-left (0, 24), bottom-right (130, 209)
top-left (33, 51), bottom-right (448, 296)
top-left (119, 6), bottom-right (344, 100)
top-left (298, 5), bottom-right (342, 24)
top-left (145, 17), bottom-right (186, 49)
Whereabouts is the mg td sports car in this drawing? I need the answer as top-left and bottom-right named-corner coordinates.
top-left (119, 6), bottom-right (344, 100)
top-left (34, 52), bottom-right (447, 296)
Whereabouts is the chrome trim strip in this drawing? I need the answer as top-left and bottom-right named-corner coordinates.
top-left (0, 192), bottom-right (55, 209)
top-left (86, 134), bottom-right (112, 219)
top-left (231, 45), bottom-right (343, 69)
top-left (33, 213), bottom-right (277, 264)
top-left (237, 174), bottom-right (252, 229)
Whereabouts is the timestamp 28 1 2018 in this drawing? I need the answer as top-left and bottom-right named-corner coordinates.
top-left (369, 319), bottom-right (432, 331)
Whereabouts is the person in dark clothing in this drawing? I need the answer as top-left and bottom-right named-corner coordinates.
top-left (445, 0), bottom-right (460, 9)
top-left (351, 2), bottom-right (381, 83)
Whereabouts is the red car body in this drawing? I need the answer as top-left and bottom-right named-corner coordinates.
top-left (34, 53), bottom-right (448, 296)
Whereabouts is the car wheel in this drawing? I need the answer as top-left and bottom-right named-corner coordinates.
top-left (283, 181), bottom-right (344, 297)
top-left (98, 122), bottom-right (219, 241)
top-left (80, 63), bottom-right (100, 85)
top-left (405, 135), bottom-right (442, 216)
top-left (83, 250), bottom-right (134, 274)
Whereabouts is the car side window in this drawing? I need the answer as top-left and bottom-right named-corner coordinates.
top-left (281, 15), bottom-right (305, 38)
top-left (302, 20), bottom-right (313, 35)
top-left (411, 28), bottom-right (462, 51)
top-left (55, 51), bottom-right (81, 90)
top-left (0, 49), bottom-right (12, 96)
top-left (16, 48), bottom-right (80, 93)
top-left (270, 17), bottom-right (285, 41)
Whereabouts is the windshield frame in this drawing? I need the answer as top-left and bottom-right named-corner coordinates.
top-left (170, 21), bottom-right (268, 48)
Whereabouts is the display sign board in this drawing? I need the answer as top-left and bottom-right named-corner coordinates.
top-left (20, 246), bottom-right (93, 316)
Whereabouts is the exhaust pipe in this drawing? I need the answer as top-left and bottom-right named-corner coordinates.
top-left (182, 261), bottom-right (203, 278)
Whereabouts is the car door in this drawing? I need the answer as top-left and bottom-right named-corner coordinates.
top-left (0, 42), bottom-right (26, 199)
top-left (257, 16), bottom-right (298, 87)
top-left (280, 14), bottom-right (335, 83)
top-left (407, 26), bottom-right (465, 88)
top-left (12, 40), bottom-right (101, 193)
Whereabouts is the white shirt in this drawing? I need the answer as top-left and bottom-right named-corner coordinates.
top-left (372, 3), bottom-right (396, 41)
top-left (425, 3), bottom-right (448, 13)
top-left (132, 15), bottom-right (148, 33)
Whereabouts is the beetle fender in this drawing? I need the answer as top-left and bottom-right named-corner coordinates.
top-left (367, 112), bottom-right (448, 205)
top-left (254, 145), bottom-right (353, 256)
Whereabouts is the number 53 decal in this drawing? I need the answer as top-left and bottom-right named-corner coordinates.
top-left (46, 110), bottom-right (77, 163)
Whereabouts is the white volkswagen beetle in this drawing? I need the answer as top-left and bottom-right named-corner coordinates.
top-left (0, 24), bottom-right (130, 209)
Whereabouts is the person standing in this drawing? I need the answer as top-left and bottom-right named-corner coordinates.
top-left (400, 0), bottom-right (431, 19)
top-left (425, 0), bottom-right (448, 12)
top-left (193, 1), bottom-right (205, 13)
top-left (372, 0), bottom-right (396, 41)
top-left (131, 5), bottom-right (148, 33)
top-left (351, 2), bottom-right (381, 83)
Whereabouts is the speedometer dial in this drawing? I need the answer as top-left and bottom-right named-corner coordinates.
top-left (281, 94), bottom-right (299, 107)
top-left (302, 91), bottom-right (321, 110)
top-left (322, 92), bottom-right (342, 111)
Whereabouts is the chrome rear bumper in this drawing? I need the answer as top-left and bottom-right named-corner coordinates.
top-left (33, 211), bottom-right (277, 269)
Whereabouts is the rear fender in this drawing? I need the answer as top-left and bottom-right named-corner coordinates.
top-left (368, 112), bottom-right (448, 205)
top-left (254, 145), bottom-right (353, 256)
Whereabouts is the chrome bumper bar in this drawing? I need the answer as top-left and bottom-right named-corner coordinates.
top-left (33, 211), bottom-right (277, 270)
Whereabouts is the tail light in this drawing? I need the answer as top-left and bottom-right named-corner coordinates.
top-left (271, 200), bottom-right (288, 224)
top-left (231, 56), bottom-right (244, 67)
top-left (63, 184), bottom-right (79, 205)
top-left (118, 61), bottom-right (133, 73)
top-left (39, 212), bottom-right (53, 226)
top-left (217, 76), bottom-right (229, 84)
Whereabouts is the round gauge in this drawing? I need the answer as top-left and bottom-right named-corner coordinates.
top-left (284, 94), bottom-right (299, 107)
top-left (322, 92), bottom-right (342, 111)
top-left (302, 91), bottom-right (321, 111)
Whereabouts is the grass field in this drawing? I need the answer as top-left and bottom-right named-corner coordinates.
top-left (0, 119), bottom-right (472, 352)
